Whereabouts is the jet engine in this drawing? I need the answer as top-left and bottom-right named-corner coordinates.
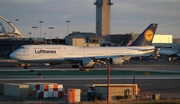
top-left (110, 57), bottom-right (124, 65)
top-left (80, 59), bottom-right (94, 68)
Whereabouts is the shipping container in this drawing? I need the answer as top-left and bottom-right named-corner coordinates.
top-left (35, 83), bottom-right (63, 99)
top-left (4, 83), bottom-right (29, 97)
top-left (66, 88), bottom-right (81, 103)
top-left (85, 84), bottom-right (139, 101)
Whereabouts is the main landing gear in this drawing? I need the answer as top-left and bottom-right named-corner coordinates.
top-left (24, 65), bottom-right (29, 69)
top-left (24, 63), bottom-right (30, 69)
top-left (72, 64), bottom-right (79, 68)
top-left (15, 63), bottom-right (30, 69)
top-left (79, 67), bottom-right (89, 71)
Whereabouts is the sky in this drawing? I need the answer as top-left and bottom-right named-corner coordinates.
top-left (0, 0), bottom-right (180, 38)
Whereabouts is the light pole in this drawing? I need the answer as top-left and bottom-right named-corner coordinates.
top-left (44, 33), bottom-right (47, 38)
top-left (28, 32), bottom-right (32, 38)
top-left (95, 26), bottom-right (98, 46)
top-left (49, 27), bottom-right (54, 44)
top-left (66, 21), bottom-right (70, 36)
top-left (32, 26), bottom-right (38, 40)
top-left (15, 18), bottom-right (19, 29)
top-left (107, 64), bottom-right (110, 104)
top-left (39, 21), bottom-right (43, 38)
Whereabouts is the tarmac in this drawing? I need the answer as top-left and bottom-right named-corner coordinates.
top-left (0, 59), bottom-right (180, 103)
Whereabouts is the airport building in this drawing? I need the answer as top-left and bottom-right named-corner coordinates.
top-left (65, 31), bottom-right (137, 46)
top-left (152, 34), bottom-right (173, 43)
top-left (104, 33), bottom-right (139, 46)
top-left (65, 31), bottom-right (103, 47)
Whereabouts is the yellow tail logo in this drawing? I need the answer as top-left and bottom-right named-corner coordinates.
top-left (144, 29), bottom-right (154, 41)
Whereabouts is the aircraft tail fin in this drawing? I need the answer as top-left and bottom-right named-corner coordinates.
top-left (0, 22), bottom-right (8, 36)
top-left (126, 40), bottom-right (133, 46)
top-left (130, 23), bottom-right (158, 46)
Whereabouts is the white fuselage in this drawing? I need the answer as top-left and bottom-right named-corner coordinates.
top-left (10, 45), bottom-right (154, 63)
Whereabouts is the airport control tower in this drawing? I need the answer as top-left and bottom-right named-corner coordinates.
top-left (94, 0), bottom-right (113, 36)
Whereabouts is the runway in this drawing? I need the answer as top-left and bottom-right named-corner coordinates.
top-left (0, 75), bottom-right (180, 81)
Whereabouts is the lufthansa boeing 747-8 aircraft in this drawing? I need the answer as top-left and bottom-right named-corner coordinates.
top-left (10, 23), bottom-right (158, 69)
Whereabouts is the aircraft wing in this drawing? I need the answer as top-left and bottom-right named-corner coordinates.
top-left (63, 46), bottom-right (155, 61)
top-left (64, 54), bottom-right (142, 61)
top-left (128, 47), bottom-right (154, 51)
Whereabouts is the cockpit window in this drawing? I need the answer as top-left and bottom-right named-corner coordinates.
top-left (19, 47), bottom-right (25, 49)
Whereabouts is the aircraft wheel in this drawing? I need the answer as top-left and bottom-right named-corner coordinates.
top-left (79, 67), bottom-right (89, 71)
top-left (72, 65), bottom-right (75, 68)
top-left (75, 65), bottom-right (79, 68)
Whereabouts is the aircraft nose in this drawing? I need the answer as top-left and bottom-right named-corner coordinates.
top-left (10, 52), bottom-right (16, 59)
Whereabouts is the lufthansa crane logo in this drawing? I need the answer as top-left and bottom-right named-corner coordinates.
top-left (144, 29), bottom-right (153, 41)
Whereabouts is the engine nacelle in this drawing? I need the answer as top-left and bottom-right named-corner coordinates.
top-left (122, 56), bottom-right (131, 61)
top-left (80, 59), bottom-right (94, 68)
top-left (110, 57), bottom-right (124, 65)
